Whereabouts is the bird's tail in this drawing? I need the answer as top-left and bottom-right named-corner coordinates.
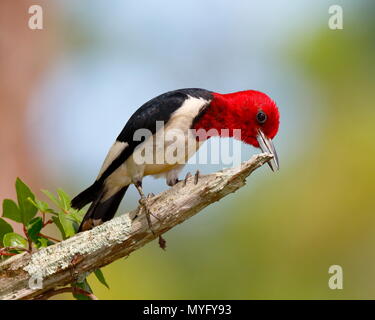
top-left (71, 181), bottom-right (102, 210)
top-left (72, 183), bottom-right (129, 232)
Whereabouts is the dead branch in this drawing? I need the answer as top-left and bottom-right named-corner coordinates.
top-left (0, 153), bottom-right (272, 300)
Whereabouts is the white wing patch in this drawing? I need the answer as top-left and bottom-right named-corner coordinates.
top-left (169, 95), bottom-right (210, 127)
top-left (97, 141), bottom-right (128, 180)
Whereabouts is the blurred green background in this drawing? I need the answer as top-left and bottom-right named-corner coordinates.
top-left (1, 0), bottom-right (374, 299)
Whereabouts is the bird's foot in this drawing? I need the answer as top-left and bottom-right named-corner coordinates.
top-left (183, 172), bottom-right (192, 186)
top-left (138, 197), bottom-right (153, 230)
top-left (183, 170), bottom-right (200, 186)
top-left (134, 181), bottom-right (166, 250)
top-left (145, 193), bottom-right (161, 222)
top-left (194, 170), bottom-right (200, 185)
top-left (138, 199), bottom-right (167, 250)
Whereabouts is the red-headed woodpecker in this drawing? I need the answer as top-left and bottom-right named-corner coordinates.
top-left (72, 88), bottom-right (280, 232)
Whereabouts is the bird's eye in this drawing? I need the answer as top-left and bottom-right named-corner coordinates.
top-left (256, 111), bottom-right (267, 124)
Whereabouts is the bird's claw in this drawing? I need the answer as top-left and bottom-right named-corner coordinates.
top-left (183, 172), bottom-right (192, 186)
top-left (138, 194), bottom-right (162, 232)
top-left (183, 170), bottom-right (200, 186)
top-left (139, 200), bottom-right (165, 250)
top-left (137, 196), bottom-right (154, 233)
top-left (194, 170), bottom-right (200, 185)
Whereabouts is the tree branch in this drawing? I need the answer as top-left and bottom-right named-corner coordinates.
top-left (0, 153), bottom-right (272, 300)
top-left (33, 287), bottom-right (98, 300)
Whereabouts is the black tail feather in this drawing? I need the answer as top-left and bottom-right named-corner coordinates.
top-left (71, 181), bottom-right (102, 210)
top-left (78, 186), bottom-right (129, 232)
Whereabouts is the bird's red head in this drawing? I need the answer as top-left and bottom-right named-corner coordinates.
top-left (194, 90), bottom-right (280, 170)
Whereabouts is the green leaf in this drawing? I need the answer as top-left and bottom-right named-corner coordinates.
top-left (72, 279), bottom-right (93, 300)
top-left (58, 212), bottom-right (76, 238)
top-left (57, 189), bottom-right (71, 211)
top-left (69, 208), bottom-right (86, 224)
top-left (2, 199), bottom-right (21, 223)
top-left (26, 217), bottom-right (43, 243)
top-left (3, 232), bottom-right (28, 249)
top-left (28, 198), bottom-right (56, 215)
top-left (15, 178), bottom-right (37, 225)
top-left (36, 237), bottom-right (50, 248)
top-left (41, 190), bottom-right (60, 208)
top-left (52, 216), bottom-right (66, 240)
top-left (94, 269), bottom-right (110, 289)
top-left (0, 218), bottom-right (13, 246)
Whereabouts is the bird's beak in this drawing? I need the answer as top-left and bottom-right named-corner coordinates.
top-left (256, 129), bottom-right (279, 171)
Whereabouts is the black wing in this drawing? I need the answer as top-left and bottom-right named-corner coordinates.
top-left (97, 88), bottom-right (213, 183)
